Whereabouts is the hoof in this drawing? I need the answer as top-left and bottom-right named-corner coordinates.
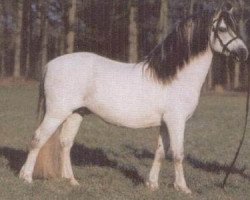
top-left (19, 169), bottom-right (33, 183)
top-left (70, 178), bottom-right (79, 186)
top-left (146, 180), bottom-right (159, 191)
top-left (174, 183), bottom-right (192, 194)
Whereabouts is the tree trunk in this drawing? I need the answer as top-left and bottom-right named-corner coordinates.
top-left (1, 1), bottom-right (10, 77)
top-left (0, 51), bottom-right (4, 78)
top-left (234, 61), bottom-right (241, 89)
top-left (107, 1), bottom-right (116, 58)
top-left (61, 1), bottom-right (68, 55)
top-left (0, 4), bottom-right (4, 77)
top-left (207, 67), bottom-right (213, 90)
top-left (128, 0), bottom-right (138, 63)
top-left (55, 36), bottom-right (60, 56)
top-left (25, 51), bottom-right (30, 79)
top-left (237, 0), bottom-right (247, 90)
top-left (25, 0), bottom-right (32, 79)
top-left (66, 0), bottom-right (77, 54)
top-left (13, 1), bottom-right (24, 78)
top-left (41, 19), bottom-right (48, 68)
top-left (60, 34), bottom-right (65, 55)
top-left (226, 57), bottom-right (231, 90)
top-left (157, 0), bottom-right (168, 43)
top-left (189, 0), bottom-right (195, 16)
top-left (35, 0), bottom-right (49, 79)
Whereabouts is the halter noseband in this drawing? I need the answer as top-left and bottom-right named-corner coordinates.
top-left (211, 18), bottom-right (239, 57)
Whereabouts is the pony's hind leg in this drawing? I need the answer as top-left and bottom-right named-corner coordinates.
top-left (60, 113), bottom-right (83, 185)
top-left (19, 111), bottom-right (70, 183)
top-left (163, 114), bottom-right (191, 194)
top-left (147, 122), bottom-right (169, 191)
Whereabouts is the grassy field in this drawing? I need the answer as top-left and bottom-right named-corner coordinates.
top-left (0, 84), bottom-right (249, 200)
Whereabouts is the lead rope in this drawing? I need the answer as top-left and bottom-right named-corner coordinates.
top-left (222, 60), bottom-right (250, 188)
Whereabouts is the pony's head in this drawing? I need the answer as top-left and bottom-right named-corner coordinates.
top-left (209, 2), bottom-right (248, 61)
top-left (146, 2), bottom-right (248, 83)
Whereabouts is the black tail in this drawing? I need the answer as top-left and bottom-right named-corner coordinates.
top-left (37, 65), bottom-right (47, 122)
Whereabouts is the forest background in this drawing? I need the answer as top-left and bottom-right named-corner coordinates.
top-left (0, 0), bottom-right (250, 92)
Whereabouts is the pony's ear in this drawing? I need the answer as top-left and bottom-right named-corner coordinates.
top-left (221, 2), bottom-right (234, 14)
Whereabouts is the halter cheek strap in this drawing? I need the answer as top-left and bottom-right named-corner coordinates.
top-left (217, 33), bottom-right (239, 55)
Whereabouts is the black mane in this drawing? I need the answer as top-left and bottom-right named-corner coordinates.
top-left (145, 12), bottom-right (214, 83)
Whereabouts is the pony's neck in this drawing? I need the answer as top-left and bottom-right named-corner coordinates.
top-left (175, 47), bottom-right (213, 94)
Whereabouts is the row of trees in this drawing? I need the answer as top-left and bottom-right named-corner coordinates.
top-left (0, 0), bottom-right (250, 91)
top-left (0, 0), bottom-right (78, 79)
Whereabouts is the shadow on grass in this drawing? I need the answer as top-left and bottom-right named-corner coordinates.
top-left (0, 144), bottom-right (144, 185)
top-left (185, 154), bottom-right (250, 181)
top-left (0, 146), bottom-right (27, 174)
top-left (124, 145), bottom-right (250, 182)
top-left (1, 144), bottom-right (249, 184)
top-left (71, 143), bottom-right (144, 185)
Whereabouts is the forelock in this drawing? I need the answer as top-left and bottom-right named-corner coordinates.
top-left (219, 11), bottom-right (237, 32)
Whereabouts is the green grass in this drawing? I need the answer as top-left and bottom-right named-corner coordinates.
top-left (0, 85), bottom-right (249, 200)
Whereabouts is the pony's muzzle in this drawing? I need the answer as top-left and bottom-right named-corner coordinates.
top-left (231, 47), bottom-right (249, 61)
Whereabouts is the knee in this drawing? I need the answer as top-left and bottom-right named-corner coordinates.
top-left (30, 136), bottom-right (40, 150)
top-left (155, 145), bottom-right (165, 161)
top-left (173, 153), bottom-right (184, 164)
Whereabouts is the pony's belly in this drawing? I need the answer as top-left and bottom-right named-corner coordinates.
top-left (101, 114), bottom-right (161, 128)
top-left (87, 105), bottom-right (162, 128)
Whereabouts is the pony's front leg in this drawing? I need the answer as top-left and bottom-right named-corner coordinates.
top-left (163, 114), bottom-right (191, 194)
top-left (147, 135), bottom-right (165, 191)
top-left (147, 123), bottom-right (169, 191)
top-left (19, 113), bottom-right (69, 183)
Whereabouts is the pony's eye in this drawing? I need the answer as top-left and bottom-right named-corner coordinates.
top-left (218, 27), bottom-right (228, 33)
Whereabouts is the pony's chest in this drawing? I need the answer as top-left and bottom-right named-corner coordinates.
top-left (165, 80), bottom-right (200, 119)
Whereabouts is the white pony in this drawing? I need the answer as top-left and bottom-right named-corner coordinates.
top-left (20, 4), bottom-right (248, 194)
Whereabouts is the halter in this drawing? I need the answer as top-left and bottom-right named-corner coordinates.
top-left (211, 18), bottom-right (239, 58)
